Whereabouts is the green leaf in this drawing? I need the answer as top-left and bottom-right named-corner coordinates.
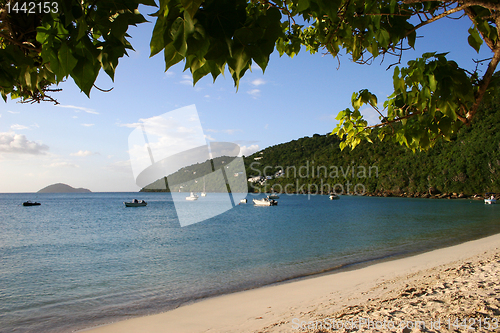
top-left (336, 110), bottom-right (346, 120)
top-left (181, 0), bottom-right (204, 19)
top-left (110, 14), bottom-right (130, 39)
top-left (428, 74), bottom-right (437, 91)
top-left (368, 93), bottom-right (377, 107)
top-left (296, 0), bottom-right (310, 12)
top-left (438, 117), bottom-right (452, 137)
top-left (71, 59), bottom-right (99, 97)
top-left (467, 26), bottom-right (483, 53)
top-left (192, 61), bottom-right (211, 84)
top-left (47, 50), bottom-right (61, 80)
top-left (150, 15), bottom-right (167, 56)
top-left (76, 20), bottom-right (89, 41)
top-left (58, 42), bottom-right (78, 77)
top-left (227, 46), bottom-right (250, 88)
top-left (171, 17), bottom-right (188, 55)
top-left (164, 43), bottom-right (185, 70)
top-left (407, 31), bottom-right (416, 49)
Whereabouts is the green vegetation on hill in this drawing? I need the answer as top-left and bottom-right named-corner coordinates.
top-left (141, 156), bottom-right (247, 193)
top-left (245, 82), bottom-right (500, 196)
top-left (142, 78), bottom-right (500, 196)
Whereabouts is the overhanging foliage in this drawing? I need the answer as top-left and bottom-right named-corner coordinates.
top-left (0, 0), bottom-right (499, 151)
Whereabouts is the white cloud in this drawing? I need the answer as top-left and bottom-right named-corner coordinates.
top-left (179, 74), bottom-right (193, 85)
top-left (10, 123), bottom-right (40, 130)
top-left (165, 71), bottom-right (176, 78)
top-left (247, 89), bottom-right (261, 98)
top-left (7, 111), bottom-right (20, 114)
top-left (81, 124), bottom-right (95, 127)
top-left (70, 150), bottom-right (95, 157)
top-left (204, 134), bottom-right (216, 141)
top-left (0, 132), bottom-right (49, 155)
top-left (264, 124), bottom-right (269, 130)
top-left (46, 162), bottom-right (80, 168)
top-left (204, 95), bottom-right (210, 98)
top-left (251, 78), bottom-right (266, 86)
top-left (10, 124), bottom-right (29, 130)
top-left (239, 144), bottom-right (260, 157)
top-left (57, 104), bottom-right (99, 115)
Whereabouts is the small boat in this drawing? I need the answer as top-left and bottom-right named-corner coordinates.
top-left (186, 192), bottom-right (199, 201)
top-left (267, 193), bottom-right (279, 199)
top-left (253, 198), bottom-right (277, 206)
top-left (201, 177), bottom-right (207, 197)
top-left (485, 195), bottom-right (497, 204)
top-left (124, 199), bottom-right (147, 207)
top-left (329, 194), bottom-right (340, 200)
top-left (240, 198), bottom-right (247, 204)
top-left (23, 201), bottom-right (41, 206)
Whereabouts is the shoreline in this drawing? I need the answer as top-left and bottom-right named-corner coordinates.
top-left (79, 233), bottom-right (500, 333)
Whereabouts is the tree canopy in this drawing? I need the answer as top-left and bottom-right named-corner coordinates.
top-left (1, 0), bottom-right (499, 150)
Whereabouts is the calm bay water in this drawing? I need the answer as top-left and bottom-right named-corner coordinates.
top-left (1, 192), bottom-right (499, 333)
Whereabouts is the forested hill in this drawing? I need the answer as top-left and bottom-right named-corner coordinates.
top-left (142, 79), bottom-right (500, 196)
top-left (141, 156), bottom-right (246, 193)
top-left (244, 84), bottom-right (500, 197)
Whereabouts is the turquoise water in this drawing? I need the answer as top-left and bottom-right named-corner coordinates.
top-left (1, 193), bottom-right (499, 332)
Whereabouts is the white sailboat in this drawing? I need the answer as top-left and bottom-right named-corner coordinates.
top-left (201, 176), bottom-right (207, 197)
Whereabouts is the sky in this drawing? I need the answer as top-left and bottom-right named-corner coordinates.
top-left (0, 7), bottom-right (493, 193)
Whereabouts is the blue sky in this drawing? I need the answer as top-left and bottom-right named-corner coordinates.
top-left (0, 8), bottom-right (492, 192)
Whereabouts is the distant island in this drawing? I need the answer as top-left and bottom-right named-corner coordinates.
top-left (37, 183), bottom-right (92, 193)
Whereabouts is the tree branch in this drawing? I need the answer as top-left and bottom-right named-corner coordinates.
top-left (403, 0), bottom-right (500, 11)
top-left (466, 16), bottom-right (500, 122)
top-left (0, 32), bottom-right (42, 53)
top-left (360, 111), bottom-right (422, 130)
top-left (404, 3), bottom-right (470, 38)
top-left (461, 0), bottom-right (500, 11)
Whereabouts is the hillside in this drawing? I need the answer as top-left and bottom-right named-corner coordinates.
top-left (140, 156), bottom-right (247, 193)
top-left (244, 80), bottom-right (500, 197)
top-left (37, 183), bottom-right (92, 193)
top-left (142, 77), bottom-right (500, 197)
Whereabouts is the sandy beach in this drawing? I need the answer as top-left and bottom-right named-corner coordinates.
top-left (81, 234), bottom-right (500, 333)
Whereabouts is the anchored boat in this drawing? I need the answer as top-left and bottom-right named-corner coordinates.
top-left (124, 199), bottom-right (147, 207)
top-left (23, 201), bottom-right (41, 206)
top-left (186, 192), bottom-right (199, 201)
top-left (253, 198), bottom-right (278, 206)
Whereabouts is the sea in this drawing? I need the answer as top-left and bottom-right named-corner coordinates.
top-left (1, 192), bottom-right (500, 333)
